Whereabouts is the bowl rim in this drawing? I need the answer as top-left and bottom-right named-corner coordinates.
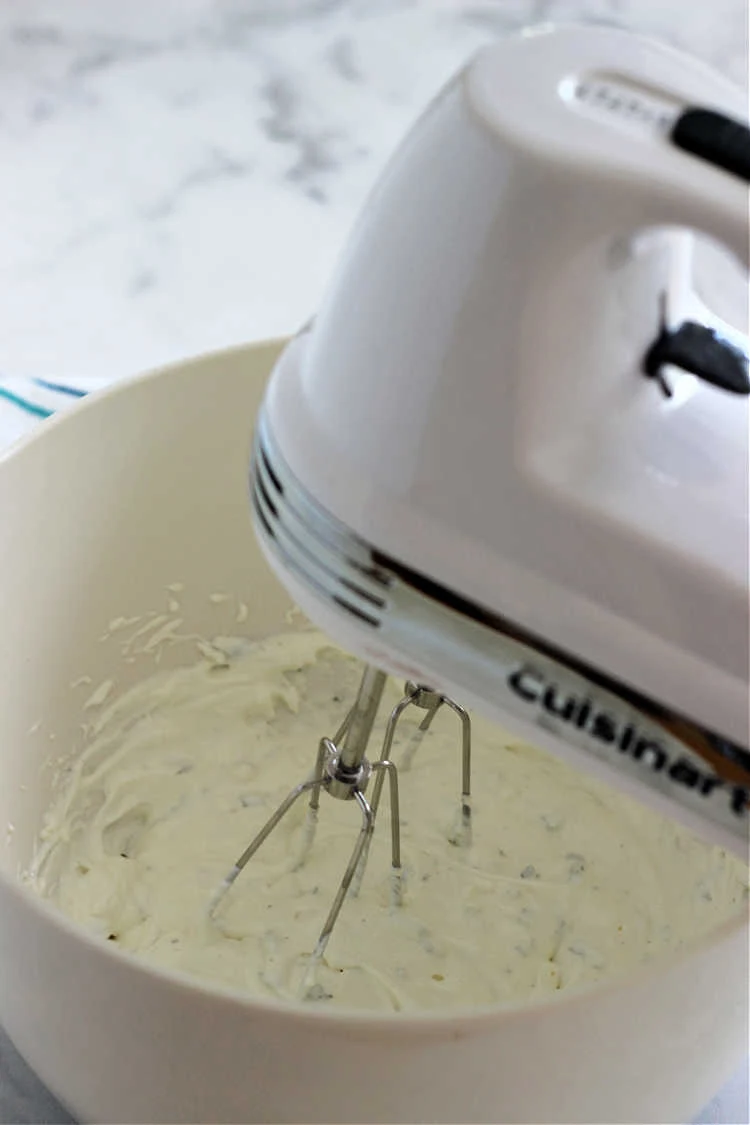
top-left (1, 338), bottom-right (748, 1035)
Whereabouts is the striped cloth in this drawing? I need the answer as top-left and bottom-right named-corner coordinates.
top-left (0, 375), bottom-right (113, 454)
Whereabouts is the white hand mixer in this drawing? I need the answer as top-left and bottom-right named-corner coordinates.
top-left (211, 25), bottom-right (750, 966)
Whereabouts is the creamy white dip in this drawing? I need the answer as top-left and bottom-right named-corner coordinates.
top-left (29, 630), bottom-right (749, 1013)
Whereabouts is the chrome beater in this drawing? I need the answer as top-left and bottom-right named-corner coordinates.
top-left (209, 663), bottom-right (472, 991)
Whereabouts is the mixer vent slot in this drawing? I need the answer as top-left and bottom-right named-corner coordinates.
top-left (332, 596), bottom-right (380, 628)
top-left (251, 416), bottom-right (389, 631)
top-left (339, 577), bottom-right (385, 610)
top-left (251, 492), bottom-right (274, 541)
top-left (259, 443), bottom-right (283, 497)
top-left (255, 470), bottom-right (279, 520)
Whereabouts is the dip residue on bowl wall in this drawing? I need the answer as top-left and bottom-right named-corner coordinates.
top-left (27, 629), bottom-right (749, 1014)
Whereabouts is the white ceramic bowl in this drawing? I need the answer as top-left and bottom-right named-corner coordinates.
top-left (0, 341), bottom-right (747, 1125)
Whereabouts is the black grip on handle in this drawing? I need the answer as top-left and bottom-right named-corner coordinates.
top-left (644, 320), bottom-right (750, 396)
top-left (671, 107), bottom-right (750, 182)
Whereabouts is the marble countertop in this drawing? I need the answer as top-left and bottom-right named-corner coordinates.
top-left (0, 0), bottom-right (747, 383)
top-left (0, 1), bottom-right (747, 1122)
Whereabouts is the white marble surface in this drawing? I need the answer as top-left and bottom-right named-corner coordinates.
top-left (0, 0), bottom-right (748, 384)
top-left (0, 1), bottom-right (748, 1122)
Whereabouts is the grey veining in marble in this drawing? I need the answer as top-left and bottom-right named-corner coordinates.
top-left (0, 0), bottom-right (746, 381)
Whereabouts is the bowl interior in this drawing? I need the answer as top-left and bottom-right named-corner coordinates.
top-left (0, 340), bottom-right (294, 871)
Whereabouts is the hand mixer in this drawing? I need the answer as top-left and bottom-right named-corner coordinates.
top-left (211, 26), bottom-right (750, 967)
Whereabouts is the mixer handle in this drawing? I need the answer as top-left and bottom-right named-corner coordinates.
top-left (467, 30), bottom-right (750, 269)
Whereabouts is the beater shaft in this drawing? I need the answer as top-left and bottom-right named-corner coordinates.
top-left (327, 666), bottom-right (386, 799)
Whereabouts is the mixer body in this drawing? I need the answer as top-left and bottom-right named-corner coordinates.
top-left (252, 26), bottom-right (750, 855)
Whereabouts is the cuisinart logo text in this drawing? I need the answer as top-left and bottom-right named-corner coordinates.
top-left (508, 666), bottom-right (749, 819)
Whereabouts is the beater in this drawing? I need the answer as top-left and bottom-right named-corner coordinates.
top-left (213, 25), bottom-right (750, 954)
top-left (209, 663), bottom-right (473, 968)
